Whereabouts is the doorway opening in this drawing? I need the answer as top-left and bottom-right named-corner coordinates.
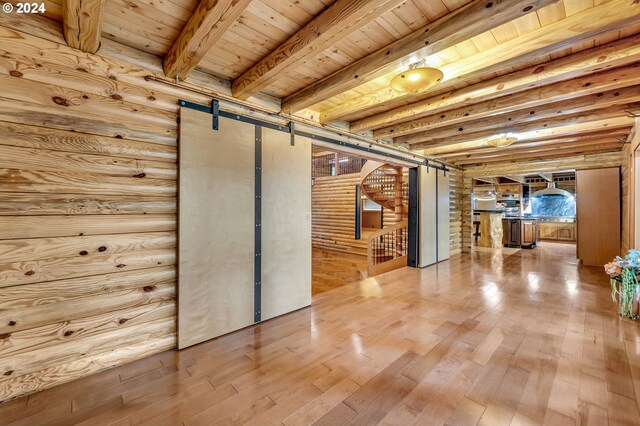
top-left (471, 173), bottom-right (577, 256)
top-left (310, 145), bottom-right (408, 294)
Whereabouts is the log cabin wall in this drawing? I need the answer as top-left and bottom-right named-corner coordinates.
top-left (312, 173), bottom-right (392, 256)
top-left (0, 25), bottom-right (187, 402)
top-left (311, 168), bottom-right (463, 257)
top-left (0, 21), bottom-right (461, 401)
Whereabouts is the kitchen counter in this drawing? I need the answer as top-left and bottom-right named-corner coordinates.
top-left (478, 211), bottom-right (503, 248)
top-left (502, 218), bottom-right (540, 248)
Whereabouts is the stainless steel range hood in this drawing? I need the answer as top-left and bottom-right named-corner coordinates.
top-left (531, 182), bottom-right (572, 197)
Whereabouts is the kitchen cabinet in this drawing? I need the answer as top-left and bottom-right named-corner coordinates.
top-left (521, 220), bottom-right (537, 246)
top-left (502, 218), bottom-right (539, 248)
top-left (539, 222), bottom-right (576, 241)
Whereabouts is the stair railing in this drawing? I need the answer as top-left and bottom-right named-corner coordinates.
top-left (367, 220), bottom-right (408, 276)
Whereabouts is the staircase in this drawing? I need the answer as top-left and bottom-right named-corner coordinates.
top-left (359, 161), bottom-right (409, 276)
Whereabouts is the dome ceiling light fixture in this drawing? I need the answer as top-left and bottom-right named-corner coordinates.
top-left (487, 134), bottom-right (518, 147)
top-left (390, 62), bottom-right (443, 94)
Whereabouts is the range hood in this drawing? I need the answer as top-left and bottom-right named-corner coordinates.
top-left (531, 182), bottom-right (572, 197)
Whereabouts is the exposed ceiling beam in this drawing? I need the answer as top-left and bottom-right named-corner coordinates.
top-left (420, 117), bottom-right (634, 155)
top-left (503, 175), bottom-right (528, 184)
top-left (401, 104), bottom-right (637, 148)
top-left (62, 0), bottom-right (106, 53)
top-left (231, 0), bottom-right (402, 100)
top-left (393, 88), bottom-right (640, 145)
top-left (464, 152), bottom-right (623, 177)
top-left (163, 0), bottom-right (252, 81)
top-left (474, 177), bottom-right (500, 185)
top-left (435, 133), bottom-right (628, 160)
top-left (334, 1), bottom-right (640, 126)
top-left (279, 0), bottom-right (559, 114)
top-left (538, 173), bottom-right (553, 181)
top-left (453, 142), bottom-right (623, 166)
top-left (460, 145), bottom-right (623, 167)
top-left (372, 64), bottom-right (640, 139)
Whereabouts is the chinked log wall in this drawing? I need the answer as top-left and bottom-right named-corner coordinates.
top-left (312, 169), bottom-right (463, 257)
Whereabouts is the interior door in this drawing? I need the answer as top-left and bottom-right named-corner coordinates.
top-left (261, 130), bottom-right (312, 321)
top-left (178, 109), bottom-right (255, 349)
top-left (178, 106), bottom-right (313, 349)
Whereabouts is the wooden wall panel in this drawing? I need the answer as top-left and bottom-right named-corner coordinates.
top-left (0, 25), bottom-right (181, 402)
top-left (178, 111), bottom-right (255, 349)
top-left (261, 131), bottom-right (312, 321)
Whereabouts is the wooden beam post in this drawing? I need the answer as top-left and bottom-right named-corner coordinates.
top-left (280, 0), bottom-right (559, 114)
top-left (231, 0), bottom-right (402, 100)
top-left (62, 0), bottom-right (106, 53)
top-left (163, 0), bottom-right (252, 81)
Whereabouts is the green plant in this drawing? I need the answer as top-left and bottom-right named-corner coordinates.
top-left (605, 250), bottom-right (640, 320)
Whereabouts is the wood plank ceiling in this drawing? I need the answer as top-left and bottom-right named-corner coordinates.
top-left (22, 0), bottom-right (640, 167)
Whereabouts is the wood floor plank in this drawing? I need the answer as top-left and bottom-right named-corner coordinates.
top-left (3, 243), bottom-right (638, 425)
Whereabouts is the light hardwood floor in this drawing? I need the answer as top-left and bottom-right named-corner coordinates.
top-left (312, 248), bottom-right (368, 295)
top-left (1, 242), bottom-right (639, 425)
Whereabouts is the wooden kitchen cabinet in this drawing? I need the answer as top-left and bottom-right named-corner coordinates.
top-left (539, 222), bottom-right (576, 241)
top-left (502, 219), bottom-right (539, 248)
top-left (521, 221), bottom-right (536, 245)
top-left (557, 224), bottom-right (575, 241)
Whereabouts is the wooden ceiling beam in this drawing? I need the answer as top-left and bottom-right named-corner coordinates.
top-left (474, 177), bottom-right (500, 185)
top-left (400, 104), bottom-right (638, 148)
top-left (351, 34), bottom-right (640, 132)
top-left (340, 2), bottom-right (640, 127)
top-left (453, 141), bottom-right (624, 166)
top-left (419, 117), bottom-right (635, 155)
top-left (373, 64), bottom-right (640, 139)
top-left (62, 0), bottom-right (106, 53)
top-left (436, 134), bottom-right (627, 160)
top-left (163, 0), bottom-right (252, 81)
top-left (464, 152), bottom-right (623, 177)
top-left (231, 0), bottom-right (402, 100)
top-left (503, 175), bottom-right (528, 184)
top-left (279, 0), bottom-right (559, 114)
top-left (458, 144), bottom-right (623, 167)
top-left (394, 86), bottom-right (640, 145)
top-left (537, 173), bottom-right (553, 182)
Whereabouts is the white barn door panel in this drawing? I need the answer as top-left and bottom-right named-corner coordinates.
top-left (261, 130), bottom-right (312, 321)
top-left (178, 109), bottom-right (255, 349)
top-left (178, 106), bottom-right (312, 349)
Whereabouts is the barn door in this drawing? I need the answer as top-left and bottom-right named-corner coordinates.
top-left (178, 105), bottom-right (311, 349)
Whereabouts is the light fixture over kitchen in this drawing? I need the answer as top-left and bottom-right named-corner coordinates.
top-left (487, 135), bottom-right (518, 147)
top-left (390, 62), bottom-right (443, 94)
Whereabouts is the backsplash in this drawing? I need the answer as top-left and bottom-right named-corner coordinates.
top-left (531, 195), bottom-right (576, 217)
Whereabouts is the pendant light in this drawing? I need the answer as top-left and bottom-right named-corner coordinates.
top-left (487, 136), bottom-right (518, 147)
top-left (390, 62), bottom-right (443, 94)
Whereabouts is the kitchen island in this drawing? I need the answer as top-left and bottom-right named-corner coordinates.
top-left (477, 209), bottom-right (504, 248)
top-left (502, 218), bottom-right (540, 248)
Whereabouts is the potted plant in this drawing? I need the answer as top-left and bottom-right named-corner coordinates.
top-left (605, 250), bottom-right (640, 320)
